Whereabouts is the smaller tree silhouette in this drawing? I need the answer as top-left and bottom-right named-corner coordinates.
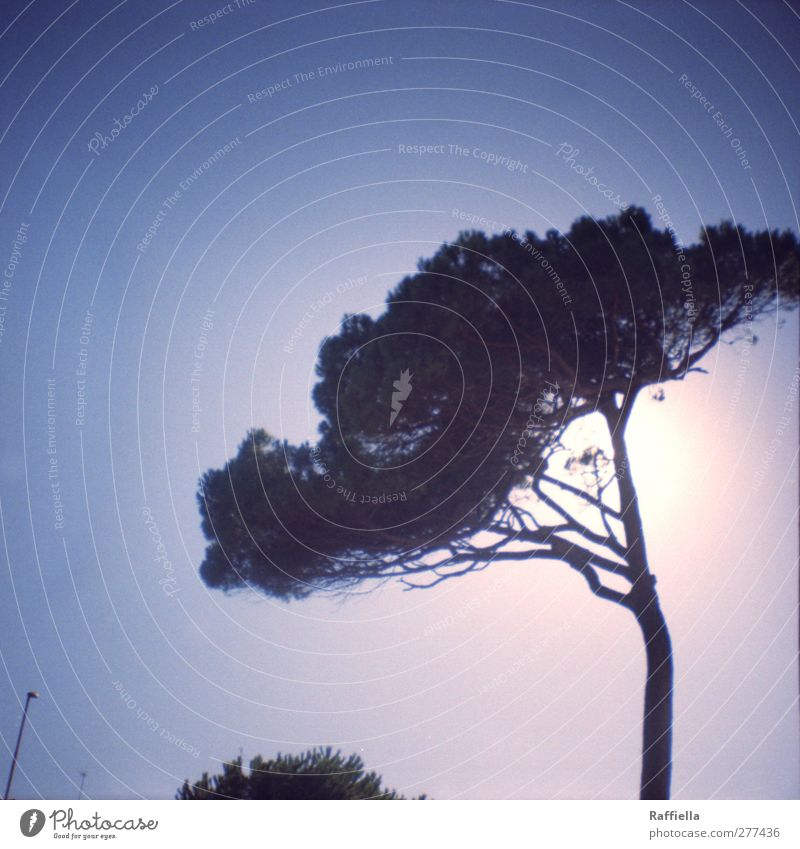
top-left (177, 747), bottom-right (424, 800)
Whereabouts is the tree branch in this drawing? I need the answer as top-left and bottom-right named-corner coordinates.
top-left (539, 473), bottom-right (622, 519)
top-left (532, 477), bottom-right (628, 560)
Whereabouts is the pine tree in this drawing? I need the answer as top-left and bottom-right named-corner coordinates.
top-left (177, 747), bottom-right (423, 800)
top-left (197, 207), bottom-right (799, 798)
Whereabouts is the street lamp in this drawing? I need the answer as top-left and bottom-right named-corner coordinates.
top-left (4, 691), bottom-right (39, 800)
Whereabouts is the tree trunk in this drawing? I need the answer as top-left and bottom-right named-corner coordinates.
top-left (601, 395), bottom-right (674, 800)
top-left (630, 584), bottom-right (674, 800)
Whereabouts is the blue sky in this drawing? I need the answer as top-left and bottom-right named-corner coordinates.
top-left (0, 0), bottom-right (797, 799)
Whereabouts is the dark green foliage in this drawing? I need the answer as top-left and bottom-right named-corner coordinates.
top-left (197, 207), bottom-right (798, 599)
top-left (177, 747), bottom-right (422, 800)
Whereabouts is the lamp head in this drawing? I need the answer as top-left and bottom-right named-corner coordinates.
top-left (27, 691), bottom-right (39, 699)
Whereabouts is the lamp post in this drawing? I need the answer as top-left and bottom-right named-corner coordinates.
top-left (4, 691), bottom-right (39, 800)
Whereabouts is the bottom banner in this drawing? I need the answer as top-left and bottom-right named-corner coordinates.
top-left (1, 799), bottom-right (797, 848)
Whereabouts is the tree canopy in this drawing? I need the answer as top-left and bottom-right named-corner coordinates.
top-left (176, 747), bottom-right (421, 800)
top-left (197, 206), bottom-right (798, 601)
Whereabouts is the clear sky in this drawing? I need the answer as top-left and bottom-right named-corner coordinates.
top-left (0, 0), bottom-right (797, 800)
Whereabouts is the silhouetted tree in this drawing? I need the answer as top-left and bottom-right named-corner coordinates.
top-left (197, 207), bottom-right (799, 799)
top-left (177, 747), bottom-right (421, 799)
